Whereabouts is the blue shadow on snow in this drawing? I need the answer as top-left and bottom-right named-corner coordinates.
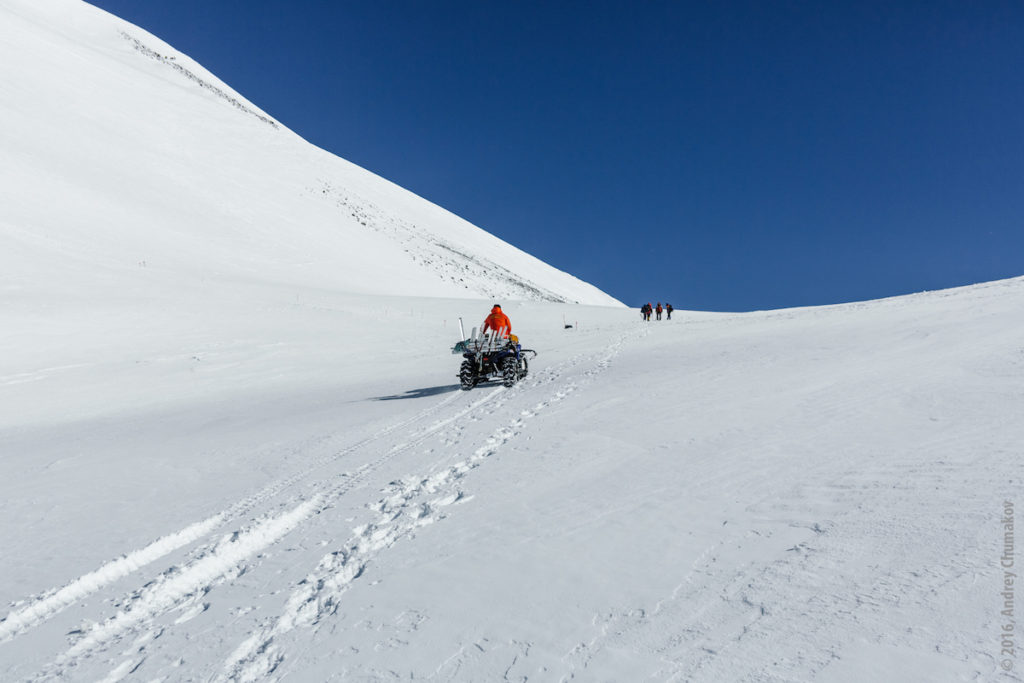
top-left (373, 384), bottom-right (463, 401)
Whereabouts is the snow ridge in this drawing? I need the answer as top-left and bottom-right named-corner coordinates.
top-left (119, 31), bottom-right (279, 129)
top-left (0, 0), bottom-right (622, 308)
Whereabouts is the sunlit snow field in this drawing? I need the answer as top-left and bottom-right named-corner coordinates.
top-left (1, 0), bottom-right (1022, 680)
top-left (4, 279), bottom-right (1022, 681)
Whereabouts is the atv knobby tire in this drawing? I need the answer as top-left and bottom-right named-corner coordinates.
top-left (459, 360), bottom-right (478, 390)
top-left (501, 357), bottom-right (519, 388)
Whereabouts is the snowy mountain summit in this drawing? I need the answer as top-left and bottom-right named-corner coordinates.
top-left (0, 0), bottom-right (621, 307)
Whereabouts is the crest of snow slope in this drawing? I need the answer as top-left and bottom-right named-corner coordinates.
top-left (0, 0), bottom-right (622, 308)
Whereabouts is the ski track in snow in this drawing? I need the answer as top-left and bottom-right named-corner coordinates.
top-left (17, 327), bottom-right (643, 681)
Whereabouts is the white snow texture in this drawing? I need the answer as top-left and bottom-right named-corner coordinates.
top-left (1, 1), bottom-right (1022, 682)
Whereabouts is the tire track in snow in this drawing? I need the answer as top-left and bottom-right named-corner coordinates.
top-left (29, 389), bottom-right (502, 679)
top-left (0, 515), bottom-right (225, 644)
top-left (61, 496), bottom-right (323, 661)
top-left (1, 390), bottom-right (468, 647)
top-left (42, 326), bottom-right (642, 681)
top-left (219, 328), bottom-right (645, 682)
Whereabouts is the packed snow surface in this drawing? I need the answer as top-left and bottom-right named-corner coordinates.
top-left (3, 277), bottom-right (1023, 681)
top-left (2, 1), bottom-right (1023, 681)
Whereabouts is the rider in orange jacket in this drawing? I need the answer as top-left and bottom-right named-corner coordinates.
top-left (482, 304), bottom-right (512, 338)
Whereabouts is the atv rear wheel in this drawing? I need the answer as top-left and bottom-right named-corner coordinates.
top-left (459, 360), bottom-right (478, 390)
top-left (501, 357), bottom-right (519, 388)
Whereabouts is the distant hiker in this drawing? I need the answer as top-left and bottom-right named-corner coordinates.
top-left (656, 303), bottom-right (663, 320)
top-left (666, 303), bottom-right (674, 320)
top-left (482, 304), bottom-right (512, 338)
top-left (641, 303), bottom-right (652, 321)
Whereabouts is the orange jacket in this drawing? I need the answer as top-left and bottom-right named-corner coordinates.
top-left (482, 306), bottom-right (511, 337)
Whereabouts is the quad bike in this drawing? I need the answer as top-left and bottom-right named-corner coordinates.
top-left (453, 329), bottom-right (537, 390)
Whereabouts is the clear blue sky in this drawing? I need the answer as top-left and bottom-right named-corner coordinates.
top-left (86, 0), bottom-right (1023, 311)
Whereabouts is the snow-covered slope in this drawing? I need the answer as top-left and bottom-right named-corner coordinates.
top-left (0, 0), bottom-right (621, 307)
top-left (3, 1), bottom-right (1022, 681)
top-left (2, 274), bottom-right (1022, 681)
